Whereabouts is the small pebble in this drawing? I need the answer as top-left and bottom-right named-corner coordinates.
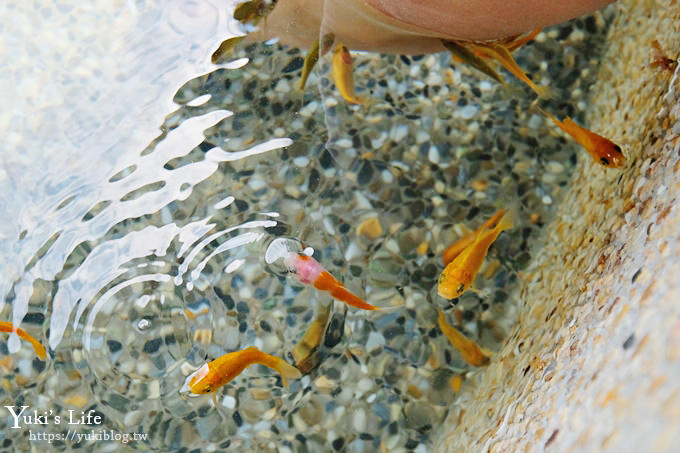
top-left (356, 217), bottom-right (383, 240)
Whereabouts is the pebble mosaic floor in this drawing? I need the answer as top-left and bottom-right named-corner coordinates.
top-left (0, 1), bottom-right (626, 451)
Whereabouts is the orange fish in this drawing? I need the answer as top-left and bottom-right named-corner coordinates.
top-left (443, 39), bottom-right (506, 86)
top-left (438, 210), bottom-right (513, 299)
top-left (332, 44), bottom-right (368, 105)
top-left (185, 346), bottom-right (301, 406)
top-left (535, 104), bottom-right (625, 168)
top-left (504, 29), bottom-right (541, 52)
top-left (0, 321), bottom-right (47, 360)
top-left (442, 209), bottom-right (507, 266)
top-left (471, 41), bottom-right (551, 98)
top-left (437, 309), bottom-right (490, 367)
top-left (284, 252), bottom-right (377, 310)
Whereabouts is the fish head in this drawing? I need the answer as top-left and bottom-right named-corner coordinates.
top-left (597, 141), bottom-right (626, 168)
top-left (186, 363), bottom-right (214, 394)
top-left (437, 268), bottom-right (471, 299)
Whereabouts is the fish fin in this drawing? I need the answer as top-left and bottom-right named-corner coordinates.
top-left (269, 357), bottom-right (302, 388)
top-left (212, 392), bottom-right (219, 408)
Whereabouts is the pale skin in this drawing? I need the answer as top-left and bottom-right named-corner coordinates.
top-left (246, 0), bottom-right (615, 55)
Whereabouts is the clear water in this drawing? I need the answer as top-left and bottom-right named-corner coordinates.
top-left (0, 1), bottom-right (610, 451)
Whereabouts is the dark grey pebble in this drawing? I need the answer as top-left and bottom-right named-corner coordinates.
top-left (332, 437), bottom-right (344, 451)
top-left (143, 338), bottom-right (162, 354)
top-left (22, 313), bottom-right (45, 324)
top-left (32, 358), bottom-right (46, 372)
top-left (106, 393), bottom-right (130, 412)
top-left (357, 161), bottom-right (374, 185)
top-left (282, 57), bottom-right (304, 73)
top-left (107, 340), bottom-right (122, 353)
top-left (623, 333), bottom-right (635, 350)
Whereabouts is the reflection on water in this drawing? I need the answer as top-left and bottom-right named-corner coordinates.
top-left (1, 0), bottom-right (612, 451)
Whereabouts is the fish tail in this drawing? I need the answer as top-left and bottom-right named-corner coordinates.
top-left (506, 29), bottom-right (541, 52)
top-left (329, 285), bottom-right (378, 311)
top-left (530, 100), bottom-right (561, 128)
top-left (20, 332), bottom-right (47, 361)
top-left (495, 209), bottom-right (515, 233)
top-left (437, 309), bottom-right (489, 367)
top-left (259, 354), bottom-right (302, 388)
top-left (443, 40), bottom-right (506, 86)
top-left (0, 321), bottom-right (47, 360)
top-left (486, 43), bottom-right (549, 98)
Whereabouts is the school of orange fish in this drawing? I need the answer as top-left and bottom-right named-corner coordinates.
top-left (7, 0), bottom-right (676, 417)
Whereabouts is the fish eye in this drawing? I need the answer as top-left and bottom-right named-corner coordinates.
top-left (456, 283), bottom-right (464, 294)
top-left (613, 144), bottom-right (622, 154)
top-left (438, 274), bottom-right (445, 283)
top-left (600, 157), bottom-right (610, 166)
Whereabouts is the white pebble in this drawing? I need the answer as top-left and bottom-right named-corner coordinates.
top-left (354, 192), bottom-right (373, 210)
top-left (459, 104), bottom-right (479, 119)
top-left (274, 79), bottom-right (290, 93)
top-left (357, 378), bottom-right (373, 392)
top-left (263, 335), bottom-right (281, 352)
top-left (344, 241), bottom-right (363, 261)
top-left (479, 80), bottom-right (493, 92)
top-left (353, 409), bottom-right (367, 431)
top-left (542, 195), bottom-right (553, 205)
top-left (371, 133), bottom-right (387, 148)
top-left (391, 124), bottom-right (409, 142)
top-left (335, 138), bottom-right (353, 148)
top-left (249, 178), bottom-right (266, 190)
top-left (384, 239), bottom-right (400, 255)
top-left (415, 130), bottom-right (430, 144)
top-left (148, 380), bottom-right (160, 399)
top-left (366, 332), bottom-right (385, 351)
top-left (299, 101), bottom-right (318, 117)
top-left (428, 146), bottom-right (440, 164)
top-left (323, 217), bottom-right (335, 235)
top-left (547, 161), bottom-right (565, 173)
top-left (223, 395), bottom-right (236, 409)
top-left (293, 156), bottom-right (310, 167)
top-left (386, 434), bottom-right (400, 449)
top-left (528, 114), bottom-right (543, 129)
top-left (381, 170), bottom-right (394, 184)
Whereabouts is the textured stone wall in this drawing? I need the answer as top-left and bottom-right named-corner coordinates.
top-left (435, 1), bottom-right (680, 451)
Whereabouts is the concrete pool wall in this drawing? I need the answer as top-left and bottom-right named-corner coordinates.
top-left (435, 1), bottom-right (680, 451)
